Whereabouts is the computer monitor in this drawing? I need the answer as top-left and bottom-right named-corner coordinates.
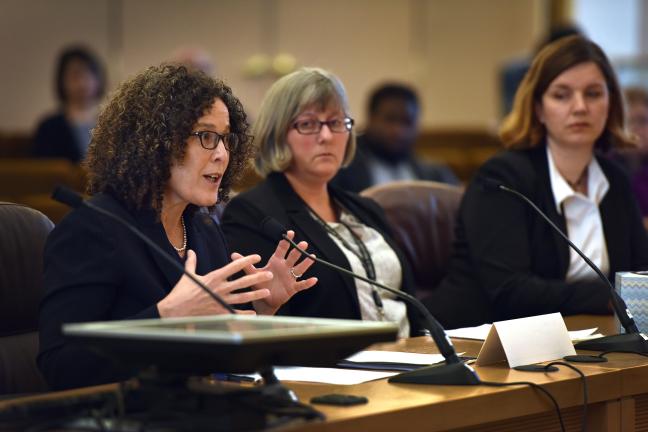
top-left (63, 315), bottom-right (398, 375)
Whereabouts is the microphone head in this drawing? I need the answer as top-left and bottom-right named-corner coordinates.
top-left (52, 185), bottom-right (84, 208)
top-left (480, 177), bottom-right (504, 192)
top-left (261, 217), bottom-right (287, 241)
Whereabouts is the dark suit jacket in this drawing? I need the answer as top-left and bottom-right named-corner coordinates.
top-left (38, 193), bottom-right (230, 390)
top-left (221, 173), bottom-right (421, 335)
top-left (331, 134), bottom-right (459, 193)
top-left (425, 144), bottom-right (648, 329)
top-left (32, 113), bottom-right (84, 163)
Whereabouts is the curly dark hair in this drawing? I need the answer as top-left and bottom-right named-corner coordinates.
top-left (85, 64), bottom-right (252, 215)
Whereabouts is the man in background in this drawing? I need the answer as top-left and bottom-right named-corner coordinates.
top-left (332, 83), bottom-right (458, 193)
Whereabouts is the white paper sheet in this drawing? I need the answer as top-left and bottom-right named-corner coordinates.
top-left (445, 324), bottom-right (492, 340)
top-left (272, 367), bottom-right (398, 385)
top-left (568, 328), bottom-right (603, 342)
top-left (344, 350), bottom-right (446, 365)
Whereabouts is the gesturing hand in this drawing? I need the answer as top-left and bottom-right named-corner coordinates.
top-left (157, 249), bottom-right (273, 318)
top-left (231, 230), bottom-right (318, 315)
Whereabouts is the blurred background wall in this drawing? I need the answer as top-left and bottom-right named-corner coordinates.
top-left (2, 0), bottom-right (648, 224)
top-left (3, 0), bottom-right (647, 133)
top-left (1, 0), bottom-right (546, 132)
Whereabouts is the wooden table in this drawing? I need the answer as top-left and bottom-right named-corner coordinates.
top-left (285, 315), bottom-right (648, 432)
top-left (2, 315), bottom-right (647, 432)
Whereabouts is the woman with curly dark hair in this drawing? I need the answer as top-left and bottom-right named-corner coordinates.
top-left (38, 64), bottom-right (316, 390)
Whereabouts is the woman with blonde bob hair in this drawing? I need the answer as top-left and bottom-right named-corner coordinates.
top-left (425, 36), bottom-right (648, 329)
top-left (222, 68), bottom-right (420, 337)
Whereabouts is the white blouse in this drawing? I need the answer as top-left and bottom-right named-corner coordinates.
top-left (546, 146), bottom-right (610, 281)
top-left (319, 210), bottom-right (410, 338)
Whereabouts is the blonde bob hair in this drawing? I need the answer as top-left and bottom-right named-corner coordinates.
top-left (253, 67), bottom-right (356, 177)
top-left (500, 35), bottom-right (634, 151)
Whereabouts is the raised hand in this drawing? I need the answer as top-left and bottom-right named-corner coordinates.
top-left (157, 249), bottom-right (272, 318)
top-left (231, 230), bottom-right (318, 315)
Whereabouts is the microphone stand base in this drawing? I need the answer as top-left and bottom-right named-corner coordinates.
top-left (573, 332), bottom-right (648, 353)
top-left (388, 361), bottom-right (481, 386)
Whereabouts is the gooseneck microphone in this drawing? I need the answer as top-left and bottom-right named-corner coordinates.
top-left (51, 186), bottom-right (236, 314)
top-left (481, 177), bottom-right (648, 354)
top-left (259, 216), bottom-right (480, 385)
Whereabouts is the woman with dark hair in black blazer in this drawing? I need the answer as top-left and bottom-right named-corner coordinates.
top-left (221, 68), bottom-right (420, 337)
top-left (427, 36), bottom-right (648, 329)
top-left (38, 64), bottom-right (315, 390)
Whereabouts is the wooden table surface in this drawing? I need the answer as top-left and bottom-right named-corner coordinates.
top-left (284, 315), bottom-right (648, 432)
top-left (2, 314), bottom-right (647, 432)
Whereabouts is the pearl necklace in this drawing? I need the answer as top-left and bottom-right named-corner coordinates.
top-left (172, 217), bottom-right (187, 253)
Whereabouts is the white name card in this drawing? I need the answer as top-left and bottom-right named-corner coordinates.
top-left (476, 313), bottom-right (576, 368)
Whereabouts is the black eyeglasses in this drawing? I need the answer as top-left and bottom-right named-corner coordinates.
top-left (292, 117), bottom-right (354, 135)
top-left (190, 131), bottom-right (239, 152)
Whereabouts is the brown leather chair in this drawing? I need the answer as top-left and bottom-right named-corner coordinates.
top-left (361, 181), bottom-right (463, 299)
top-left (0, 202), bottom-right (53, 394)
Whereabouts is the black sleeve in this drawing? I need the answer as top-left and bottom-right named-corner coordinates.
top-left (420, 161), bottom-right (461, 186)
top-left (462, 156), bottom-right (610, 319)
top-left (37, 206), bottom-right (158, 390)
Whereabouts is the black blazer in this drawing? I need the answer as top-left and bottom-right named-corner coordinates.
top-left (32, 113), bottom-right (84, 163)
top-left (38, 193), bottom-right (230, 390)
top-left (426, 144), bottom-right (648, 329)
top-left (331, 134), bottom-right (459, 193)
top-left (221, 173), bottom-right (421, 334)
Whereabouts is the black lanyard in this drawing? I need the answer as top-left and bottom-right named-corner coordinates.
top-left (306, 202), bottom-right (385, 316)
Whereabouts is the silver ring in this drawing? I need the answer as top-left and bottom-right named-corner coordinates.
top-left (289, 268), bottom-right (302, 279)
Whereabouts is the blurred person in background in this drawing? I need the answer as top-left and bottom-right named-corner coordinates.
top-left (615, 87), bottom-right (648, 225)
top-left (33, 46), bottom-right (106, 163)
top-left (171, 46), bottom-right (217, 76)
top-left (332, 83), bottom-right (458, 193)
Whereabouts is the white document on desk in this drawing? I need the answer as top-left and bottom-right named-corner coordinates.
top-left (569, 328), bottom-right (604, 342)
top-left (272, 367), bottom-right (398, 385)
top-left (446, 324), bottom-right (492, 340)
top-left (345, 350), bottom-right (446, 365)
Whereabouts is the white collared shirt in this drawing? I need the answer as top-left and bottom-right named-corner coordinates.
top-left (546, 146), bottom-right (610, 281)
